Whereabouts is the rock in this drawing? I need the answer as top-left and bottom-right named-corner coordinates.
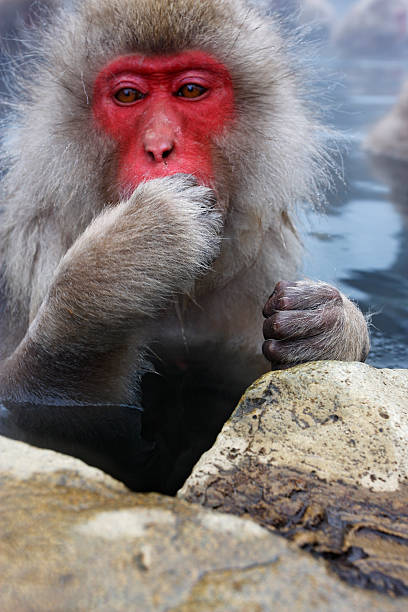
top-left (179, 361), bottom-right (408, 597)
top-left (332, 0), bottom-right (408, 56)
top-left (1, 434), bottom-right (406, 610)
top-left (366, 80), bottom-right (408, 162)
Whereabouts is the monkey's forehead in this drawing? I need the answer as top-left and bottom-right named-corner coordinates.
top-left (93, 51), bottom-right (233, 82)
top-left (50, 0), bottom-right (287, 85)
top-left (77, 0), bottom-right (248, 55)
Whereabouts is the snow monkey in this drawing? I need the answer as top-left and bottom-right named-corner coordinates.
top-left (0, 0), bottom-right (369, 489)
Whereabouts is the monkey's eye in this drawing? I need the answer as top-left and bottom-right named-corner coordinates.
top-left (114, 88), bottom-right (145, 104)
top-left (176, 83), bottom-right (208, 99)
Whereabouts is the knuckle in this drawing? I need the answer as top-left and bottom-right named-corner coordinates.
top-left (272, 311), bottom-right (288, 335)
top-left (262, 339), bottom-right (282, 362)
top-left (262, 302), bottom-right (271, 318)
top-left (263, 312), bottom-right (289, 339)
top-left (313, 283), bottom-right (342, 303)
top-left (263, 315), bottom-right (276, 338)
top-left (273, 319), bottom-right (282, 336)
top-left (326, 285), bottom-right (342, 302)
top-left (278, 296), bottom-right (290, 309)
top-left (274, 280), bottom-right (291, 295)
top-left (263, 296), bottom-right (277, 318)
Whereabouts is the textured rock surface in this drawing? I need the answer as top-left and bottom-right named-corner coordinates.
top-left (1, 434), bottom-right (406, 611)
top-left (180, 361), bottom-right (408, 596)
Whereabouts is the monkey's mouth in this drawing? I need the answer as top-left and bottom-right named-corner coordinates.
top-left (118, 172), bottom-right (226, 214)
top-left (120, 169), bottom-right (213, 192)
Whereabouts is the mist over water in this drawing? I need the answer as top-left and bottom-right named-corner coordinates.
top-left (300, 1), bottom-right (408, 368)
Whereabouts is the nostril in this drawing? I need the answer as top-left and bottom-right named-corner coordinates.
top-left (162, 147), bottom-right (173, 159)
top-left (145, 143), bottom-right (174, 162)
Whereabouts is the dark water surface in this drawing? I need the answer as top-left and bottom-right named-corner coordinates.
top-left (303, 55), bottom-right (408, 369)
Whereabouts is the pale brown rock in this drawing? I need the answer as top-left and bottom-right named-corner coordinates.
top-left (1, 434), bottom-right (406, 611)
top-left (179, 361), bottom-right (408, 596)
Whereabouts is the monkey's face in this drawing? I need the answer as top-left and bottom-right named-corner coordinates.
top-left (93, 51), bottom-right (235, 199)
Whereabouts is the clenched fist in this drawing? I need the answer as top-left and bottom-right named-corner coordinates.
top-left (263, 280), bottom-right (370, 366)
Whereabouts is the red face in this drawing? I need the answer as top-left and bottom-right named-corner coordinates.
top-left (92, 51), bottom-right (235, 195)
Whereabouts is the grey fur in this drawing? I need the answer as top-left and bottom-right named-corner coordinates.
top-left (0, 0), bottom-right (369, 403)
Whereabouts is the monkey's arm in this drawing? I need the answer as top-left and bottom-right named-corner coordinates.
top-left (262, 280), bottom-right (370, 365)
top-left (0, 175), bottom-right (221, 403)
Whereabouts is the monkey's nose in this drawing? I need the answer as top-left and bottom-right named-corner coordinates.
top-left (144, 133), bottom-right (175, 162)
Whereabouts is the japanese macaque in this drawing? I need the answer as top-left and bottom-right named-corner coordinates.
top-left (333, 0), bottom-right (408, 56)
top-left (0, 0), bottom-right (369, 490)
top-left (366, 80), bottom-right (408, 162)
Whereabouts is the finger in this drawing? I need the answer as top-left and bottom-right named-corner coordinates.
top-left (262, 338), bottom-right (293, 364)
top-left (263, 281), bottom-right (342, 316)
top-left (262, 281), bottom-right (297, 317)
top-left (263, 307), bottom-right (342, 340)
top-left (262, 336), bottom-right (326, 364)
